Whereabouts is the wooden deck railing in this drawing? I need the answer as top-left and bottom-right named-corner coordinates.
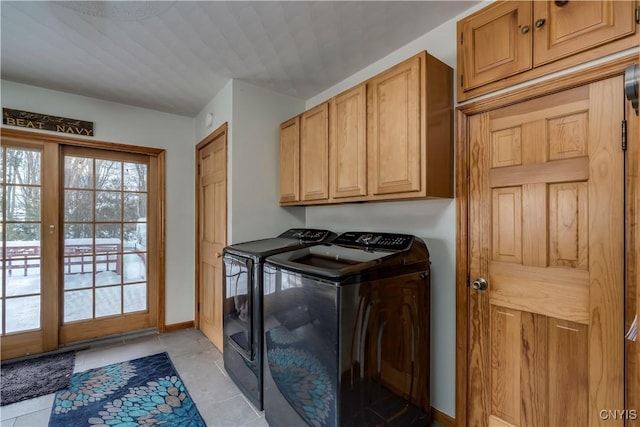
top-left (5, 239), bottom-right (124, 276)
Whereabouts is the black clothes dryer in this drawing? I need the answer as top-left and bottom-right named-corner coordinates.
top-left (263, 231), bottom-right (431, 427)
top-left (222, 228), bottom-right (336, 410)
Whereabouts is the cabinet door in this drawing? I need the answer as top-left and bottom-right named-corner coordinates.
top-left (458, 1), bottom-right (532, 90)
top-left (533, 0), bottom-right (636, 66)
top-left (300, 103), bottom-right (329, 201)
top-left (330, 85), bottom-right (367, 199)
top-left (279, 117), bottom-right (300, 203)
top-left (368, 54), bottom-right (422, 196)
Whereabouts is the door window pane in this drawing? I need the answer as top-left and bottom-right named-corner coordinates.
top-left (124, 283), bottom-right (146, 313)
top-left (95, 286), bottom-right (121, 317)
top-left (124, 163), bottom-right (147, 191)
top-left (64, 156), bottom-right (93, 188)
top-left (5, 296), bottom-right (40, 332)
top-left (96, 160), bottom-right (122, 190)
top-left (64, 190), bottom-right (93, 222)
top-left (5, 186), bottom-right (40, 221)
top-left (64, 290), bottom-right (93, 322)
top-left (63, 154), bottom-right (148, 324)
top-left (5, 149), bottom-right (41, 185)
top-left (124, 193), bottom-right (147, 222)
top-left (124, 253), bottom-right (146, 283)
top-left (95, 191), bottom-right (122, 222)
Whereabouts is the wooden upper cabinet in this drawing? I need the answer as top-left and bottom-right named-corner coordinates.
top-left (279, 117), bottom-right (300, 203)
top-left (330, 84), bottom-right (367, 199)
top-left (458, 0), bottom-right (639, 101)
top-left (368, 53), bottom-right (423, 196)
top-left (279, 50), bottom-right (453, 206)
top-left (533, 0), bottom-right (636, 66)
top-left (367, 51), bottom-right (453, 199)
top-left (458, 1), bottom-right (533, 91)
top-left (300, 102), bottom-right (329, 201)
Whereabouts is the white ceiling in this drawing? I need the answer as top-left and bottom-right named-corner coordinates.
top-left (1, 1), bottom-right (478, 117)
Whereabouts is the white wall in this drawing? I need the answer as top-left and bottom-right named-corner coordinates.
top-left (303, 2), bottom-right (487, 416)
top-left (228, 80), bottom-right (305, 243)
top-left (194, 79), bottom-right (305, 245)
top-left (1, 80), bottom-right (196, 325)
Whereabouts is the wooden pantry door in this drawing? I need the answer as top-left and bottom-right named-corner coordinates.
top-left (467, 77), bottom-right (625, 426)
top-left (196, 123), bottom-right (227, 351)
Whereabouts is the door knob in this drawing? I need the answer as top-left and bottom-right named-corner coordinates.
top-left (215, 252), bottom-right (222, 258)
top-left (472, 277), bottom-right (488, 291)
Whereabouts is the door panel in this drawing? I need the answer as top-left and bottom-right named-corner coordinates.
top-left (197, 125), bottom-right (227, 351)
top-left (533, 0), bottom-right (636, 67)
top-left (368, 54), bottom-right (422, 195)
top-left (330, 85), bottom-right (367, 199)
top-left (279, 117), bottom-right (300, 203)
top-left (468, 78), bottom-right (624, 426)
top-left (300, 103), bottom-right (329, 201)
top-left (459, 1), bottom-right (532, 90)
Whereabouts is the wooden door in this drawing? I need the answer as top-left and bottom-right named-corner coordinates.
top-left (330, 84), bottom-right (367, 199)
top-left (300, 103), bottom-right (329, 201)
top-left (368, 53), bottom-right (422, 196)
top-left (458, 1), bottom-right (532, 91)
top-left (59, 147), bottom-right (157, 344)
top-left (533, 0), bottom-right (636, 67)
top-left (468, 78), bottom-right (624, 426)
top-left (1, 141), bottom-right (59, 359)
top-left (279, 117), bottom-right (300, 204)
top-left (196, 124), bottom-right (227, 351)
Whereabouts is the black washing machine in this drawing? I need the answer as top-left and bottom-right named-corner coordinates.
top-left (263, 231), bottom-right (431, 427)
top-left (222, 228), bottom-right (336, 410)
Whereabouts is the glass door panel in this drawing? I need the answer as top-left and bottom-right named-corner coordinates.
top-left (2, 147), bottom-right (42, 334)
top-left (62, 151), bottom-right (148, 331)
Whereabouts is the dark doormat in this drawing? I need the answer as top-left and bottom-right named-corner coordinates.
top-left (1, 351), bottom-right (76, 406)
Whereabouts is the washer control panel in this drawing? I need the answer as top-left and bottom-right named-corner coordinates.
top-left (333, 231), bottom-right (414, 251)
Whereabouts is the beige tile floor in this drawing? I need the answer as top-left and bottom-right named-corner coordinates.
top-left (0, 328), bottom-right (268, 427)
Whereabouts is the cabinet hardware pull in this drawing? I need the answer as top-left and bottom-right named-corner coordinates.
top-left (554, 0), bottom-right (569, 7)
top-left (535, 18), bottom-right (546, 28)
top-left (520, 25), bottom-right (530, 34)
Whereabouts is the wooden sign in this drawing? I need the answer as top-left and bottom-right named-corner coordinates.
top-left (3, 108), bottom-right (94, 136)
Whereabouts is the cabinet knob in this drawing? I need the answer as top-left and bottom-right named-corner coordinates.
top-left (535, 18), bottom-right (546, 28)
top-left (520, 25), bottom-right (530, 34)
top-left (554, 0), bottom-right (569, 6)
top-left (215, 252), bottom-right (222, 258)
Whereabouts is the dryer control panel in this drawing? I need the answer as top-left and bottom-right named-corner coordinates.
top-left (278, 228), bottom-right (334, 242)
top-left (333, 231), bottom-right (414, 251)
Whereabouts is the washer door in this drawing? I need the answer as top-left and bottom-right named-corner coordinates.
top-left (223, 254), bottom-right (253, 359)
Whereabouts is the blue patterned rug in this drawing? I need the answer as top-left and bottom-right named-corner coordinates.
top-left (48, 352), bottom-right (205, 427)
